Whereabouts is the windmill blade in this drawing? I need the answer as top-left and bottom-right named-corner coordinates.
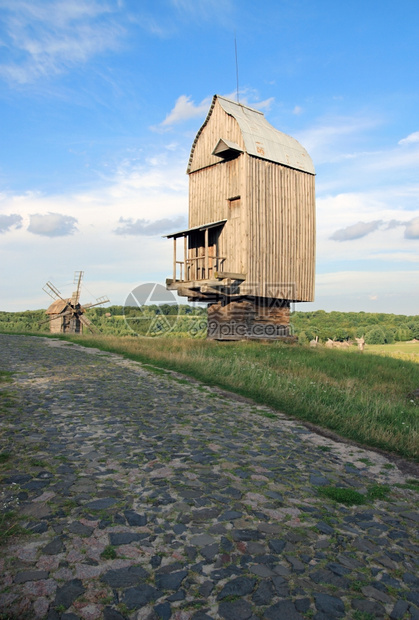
top-left (79, 314), bottom-right (98, 334)
top-left (43, 281), bottom-right (65, 302)
top-left (79, 313), bottom-right (91, 325)
top-left (39, 309), bottom-right (74, 325)
top-left (95, 296), bottom-right (110, 305)
top-left (71, 271), bottom-right (84, 305)
top-left (81, 296), bottom-right (110, 310)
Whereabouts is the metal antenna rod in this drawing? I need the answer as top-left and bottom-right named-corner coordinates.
top-left (235, 35), bottom-right (240, 103)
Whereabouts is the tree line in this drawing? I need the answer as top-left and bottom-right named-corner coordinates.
top-left (291, 310), bottom-right (419, 344)
top-left (0, 306), bottom-right (418, 344)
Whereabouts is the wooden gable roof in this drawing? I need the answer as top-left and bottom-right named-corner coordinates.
top-left (46, 299), bottom-right (69, 315)
top-left (187, 95), bottom-right (315, 175)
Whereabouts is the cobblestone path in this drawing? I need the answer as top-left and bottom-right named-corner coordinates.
top-left (0, 334), bottom-right (418, 620)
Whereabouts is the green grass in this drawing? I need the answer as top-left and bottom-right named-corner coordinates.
top-left (0, 511), bottom-right (28, 543)
top-left (395, 479), bottom-right (419, 491)
top-left (366, 484), bottom-right (391, 501)
top-left (317, 483), bottom-right (391, 506)
top-left (0, 371), bottom-right (13, 383)
top-left (317, 486), bottom-right (367, 506)
top-left (366, 341), bottom-right (419, 364)
top-left (100, 545), bottom-right (117, 559)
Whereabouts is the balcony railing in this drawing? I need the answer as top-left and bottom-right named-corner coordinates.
top-left (175, 254), bottom-right (226, 282)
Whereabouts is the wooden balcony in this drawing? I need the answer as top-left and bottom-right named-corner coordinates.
top-left (174, 253), bottom-right (226, 282)
top-left (165, 219), bottom-right (245, 299)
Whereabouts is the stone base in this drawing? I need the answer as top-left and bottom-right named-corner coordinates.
top-left (207, 298), bottom-right (293, 341)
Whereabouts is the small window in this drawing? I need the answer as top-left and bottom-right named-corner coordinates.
top-left (228, 196), bottom-right (241, 209)
top-left (212, 138), bottom-right (243, 161)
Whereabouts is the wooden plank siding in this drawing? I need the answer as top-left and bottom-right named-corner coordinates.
top-left (244, 157), bottom-right (315, 301)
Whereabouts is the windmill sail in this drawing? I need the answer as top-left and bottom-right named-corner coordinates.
top-left (71, 271), bottom-right (84, 306)
top-left (43, 281), bottom-right (65, 302)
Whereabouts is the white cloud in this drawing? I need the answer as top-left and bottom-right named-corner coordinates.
top-left (222, 89), bottom-right (274, 111)
top-left (0, 213), bottom-right (22, 233)
top-left (399, 131), bottom-right (419, 146)
top-left (248, 97), bottom-right (274, 111)
top-left (330, 220), bottom-right (383, 241)
top-left (0, 0), bottom-right (124, 84)
top-left (314, 191), bottom-right (419, 274)
top-left (298, 270), bottom-right (419, 314)
top-left (329, 215), bottom-right (419, 243)
top-left (114, 216), bottom-right (186, 236)
top-left (405, 216), bottom-right (419, 239)
top-left (158, 95), bottom-right (211, 128)
top-left (157, 91), bottom-right (276, 133)
top-left (28, 212), bottom-right (78, 236)
top-left (296, 115), bottom-right (380, 164)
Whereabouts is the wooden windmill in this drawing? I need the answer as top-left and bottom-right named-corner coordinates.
top-left (165, 95), bottom-right (316, 340)
top-left (43, 271), bottom-right (109, 334)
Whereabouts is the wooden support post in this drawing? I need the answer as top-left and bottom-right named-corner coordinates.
top-left (184, 235), bottom-right (187, 281)
top-left (173, 237), bottom-right (177, 281)
top-left (205, 228), bottom-right (209, 280)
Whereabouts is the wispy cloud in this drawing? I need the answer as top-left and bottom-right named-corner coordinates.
top-left (28, 212), bottom-right (78, 236)
top-left (170, 0), bottom-right (234, 26)
top-left (222, 89), bottom-right (275, 111)
top-left (0, 213), bottom-right (23, 233)
top-left (156, 95), bottom-right (211, 129)
top-left (0, 0), bottom-right (124, 84)
top-left (114, 216), bottom-right (186, 236)
top-left (329, 215), bottom-right (419, 242)
top-left (398, 131), bottom-right (419, 146)
top-left (296, 115), bottom-right (381, 165)
top-left (307, 269), bottom-right (419, 314)
top-left (330, 220), bottom-right (383, 241)
top-left (155, 90), bottom-right (276, 132)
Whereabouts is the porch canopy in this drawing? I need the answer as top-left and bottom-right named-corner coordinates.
top-left (163, 219), bottom-right (227, 239)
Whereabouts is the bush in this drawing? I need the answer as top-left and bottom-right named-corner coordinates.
top-left (365, 326), bottom-right (386, 344)
top-left (395, 325), bottom-right (412, 341)
top-left (334, 327), bottom-right (350, 342)
top-left (298, 331), bottom-right (308, 344)
top-left (384, 328), bottom-right (395, 344)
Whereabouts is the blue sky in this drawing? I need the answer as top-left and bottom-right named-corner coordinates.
top-left (0, 0), bottom-right (418, 314)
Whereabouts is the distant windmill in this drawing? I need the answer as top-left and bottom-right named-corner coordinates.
top-left (42, 271), bottom-right (109, 334)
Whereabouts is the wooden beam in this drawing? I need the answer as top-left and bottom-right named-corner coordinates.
top-left (215, 271), bottom-right (246, 281)
top-left (200, 285), bottom-right (241, 296)
top-left (176, 287), bottom-right (203, 298)
top-left (173, 238), bottom-right (177, 282)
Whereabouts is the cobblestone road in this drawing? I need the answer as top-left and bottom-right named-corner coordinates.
top-left (0, 334), bottom-right (418, 620)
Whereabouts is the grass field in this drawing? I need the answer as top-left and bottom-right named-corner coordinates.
top-left (44, 333), bottom-right (419, 463)
top-left (366, 341), bottom-right (419, 363)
